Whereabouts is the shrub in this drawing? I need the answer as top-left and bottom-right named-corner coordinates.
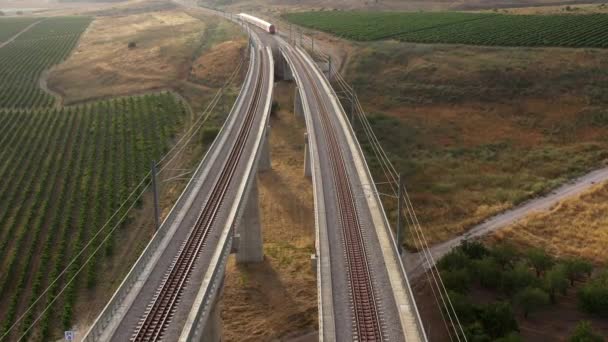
top-left (441, 268), bottom-right (471, 293)
top-left (515, 287), bottom-right (550, 318)
top-left (501, 261), bottom-right (537, 295)
top-left (564, 258), bottom-right (593, 286)
top-left (201, 126), bottom-right (220, 146)
top-left (495, 332), bottom-right (523, 342)
top-left (578, 272), bottom-right (608, 317)
top-left (492, 243), bottom-right (518, 269)
top-left (479, 302), bottom-right (519, 339)
top-left (472, 256), bottom-right (502, 289)
top-left (569, 321), bottom-right (604, 342)
top-left (460, 240), bottom-right (490, 260)
top-left (544, 264), bottom-right (569, 303)
top-left (437, 249), bottom-right (471, 271)
top-left (526, 248), bottom-right (553, 277)
top-left (447, 290), bottom-right (478, 324)
top-left (128, 41), bottom-right (137, 49)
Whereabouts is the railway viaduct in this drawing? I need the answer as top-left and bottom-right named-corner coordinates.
top-left (82, 11), bottom-right (427, 342)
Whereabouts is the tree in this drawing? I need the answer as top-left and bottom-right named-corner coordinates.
top-left (501, 261), bottom-right (537, 295)
top-left (447, 290), bottom-right (478, 325)
top-left (527, 248), bottom-right (553, 277)
top-left (495, 332), bottom-right (523, 342)
top-left (492, 243), bottom-right (518, 269)
top-left (569, 321), bottom-right (604, 342)
top-left (460, 240), bottom-right (489, 260)
top-left (564, 258), bottom-right (593, 286)
top-left (578, 272), bottom-right (608, 317)
top-left (472, 256), bottom-right (501, 289)
top-left (441, 268), bottom-right (471, 294)
top-left (437, 249), bottom-right (471, 271)
top-left (544, 264), bottom-right (569, 303)
top-left (479, 302), bottom-right (519, 339)
top-left (515, 287), bottom-right (549, 318)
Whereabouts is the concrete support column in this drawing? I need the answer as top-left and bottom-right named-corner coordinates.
top-left (258, 126), bottom-right (271, 172)
top-left (236, 179), bottom-right (264, 263)
top-left (200, 282), bottom-right (223, 342)
top-left (282, 57), bottom-right (293, 81)
top-left (304, 133), bottom-right (311, 178)
top-left (294, 86), bottom-right (304, 119)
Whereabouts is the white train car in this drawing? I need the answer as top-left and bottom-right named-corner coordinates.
top-left (237, 13), bottom-right (276, 34)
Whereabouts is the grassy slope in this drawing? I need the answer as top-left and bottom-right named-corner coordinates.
top-left (490, 181), bottom-right (608, 263)
top-left (342, 41), bottom-right (608, 246)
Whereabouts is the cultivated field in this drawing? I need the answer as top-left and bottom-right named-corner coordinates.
top-left (284, 11), bottom-right (608, 48)
top-left (0, 17), bottom-right (39, 42)
top-left (0, 94), bottom-right (187, 340)
top-left (336, 41), bottom-right (608, 246)
top-left (0, 9), bottom-right (247, 340)
top-left (0, 16), bottom-right (91, 108)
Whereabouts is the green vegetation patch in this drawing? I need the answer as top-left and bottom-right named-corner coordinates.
top-left (284, 11), bottom-right (608, 48)
top-left (436, 241), bottom-right (605, 340)
top-left (0, 93), bottom-right (187, 340)
top-left (0, 17), bottom-right (40, 42)
top-left (0, 16), bottom-right (92, 109)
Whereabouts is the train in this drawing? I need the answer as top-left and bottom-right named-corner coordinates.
top-left (237, 13), bottom-right (276, 34)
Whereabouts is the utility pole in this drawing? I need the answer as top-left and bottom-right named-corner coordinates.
top-left (151, 161), bottom-right (160, 231)
top-left (328, 55), bottom-right (332, 80)
top-left (300, 29), bottom-right (303, 46)
top-left (311, 35), bottom-right (314, 53)
top-left (396, 173), bottom-right (403, 254)
top-left (350, 87), bottom-right (356, 124)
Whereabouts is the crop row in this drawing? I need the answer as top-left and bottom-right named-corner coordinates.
top-left (0, 17), bottom-right (40, 43)
top-left (0, 93), bottom-right (187, 340)
top-left (284, 11), bottom-right (608, 48)
top-left (0, 16), bottom-right (91, 109)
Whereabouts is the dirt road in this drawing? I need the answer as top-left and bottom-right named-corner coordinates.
top-left (403, 165), bottom-right (608, 279)
top-left (0, 20), bottom-right (42, 49)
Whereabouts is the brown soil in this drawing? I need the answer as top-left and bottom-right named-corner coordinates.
top-left (221, 81), bottom-right (318, 341)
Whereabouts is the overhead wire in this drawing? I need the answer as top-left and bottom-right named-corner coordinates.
top-left (1, 36), bottom-right (250, 341)
top-left (311, 37), bottom-right (467, 340)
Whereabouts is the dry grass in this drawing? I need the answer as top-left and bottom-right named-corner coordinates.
top-left (221, 81), bottom-right (318, 341)
top-left (342, 41), bottom-right (608, 247)
top-left (48, 10), bottom-right (206, 104)
top-left (490, 181), bottom-right (608, 264)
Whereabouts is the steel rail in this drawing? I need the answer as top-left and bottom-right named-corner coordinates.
top-left (291, 49), bottom-right (383, 341)
top-left (130, 49), bottom-right (267, 342)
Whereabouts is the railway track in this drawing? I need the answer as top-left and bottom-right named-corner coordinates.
top-left (291, 50), bottom-right (383, 341)
top-left (130, 50), bottom-right (266, 342)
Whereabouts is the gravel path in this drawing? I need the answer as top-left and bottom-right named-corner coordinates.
top-left (404, 166), bottom-right (608, 279)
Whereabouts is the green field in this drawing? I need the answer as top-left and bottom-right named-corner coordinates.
top-left (283, 11), bottom-right (608, 48)
top-left (0, 93), bottom-right (187, 340)
top-left (0, 17), bottom-right (40, 42)
top-left (0, 16), bottom-right (91, 108)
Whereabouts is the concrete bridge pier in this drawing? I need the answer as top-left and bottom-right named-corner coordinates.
top-left (304, 133), bottom-right (311, 178)
top-left (294, 86), bottom-right (304, 119)
top-left (258, 126), bottom-right (271, 172)
top-left (200, 283), bottom-right (223, 342)
top-left (235, 178), bottom-right (264, 263)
